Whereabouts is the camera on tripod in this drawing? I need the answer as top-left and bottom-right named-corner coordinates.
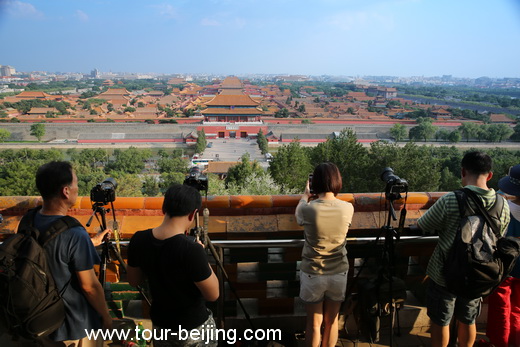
top-left (183, 167), bottom-right (208, 192)
top-left (381, 167), bottom-right (408, 200)
top-left (90, 178), bottom-right (118, 205)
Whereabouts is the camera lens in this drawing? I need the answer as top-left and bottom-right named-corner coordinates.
top-left (103, 177), bottom-right (118, 190)
top-left (381, 167), bottom-right (397, 183)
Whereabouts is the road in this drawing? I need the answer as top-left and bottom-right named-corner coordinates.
top-left (199, 138), bottom-right (265, 163)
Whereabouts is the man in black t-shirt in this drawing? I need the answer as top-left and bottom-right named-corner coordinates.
top-left (128, 184), bottom-right (219, 347)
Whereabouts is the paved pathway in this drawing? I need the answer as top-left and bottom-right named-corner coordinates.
top-left (199, 137), bottom-right (265, 163)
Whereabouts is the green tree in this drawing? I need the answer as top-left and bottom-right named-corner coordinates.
top-left (70, 148), bottom-right (108, 168)
top-left (110, 172), bottom-right (143, 197)
top-left (195, 129), bottom-right (207, 154)
top-left (225, 153), bottom-right (265, 189)
top-left (486, 148), bottom-right (520, 189)
top-left (74, 165), bottom-right (106, 196)
top-left (367, 141), bottom-right (441, 192)
top-left (30, 123), bottom-right (46, 142)
top-left (409, 118), bottom-right (437, 142)
top-left (487, 124), bottom-right (514, 142)
top-left (225, 172), bottom-right (289, 195)
top-left (439, 167), bottom-right (461, 191)
top-left (435, 129), bottom-right (450, 142)
top-left (0, 161), bottom-right (39, 196)
top-left (183, 109), bottom-right (195, 117)
top-left (274, 108), bottom-right (289, 118)
top-left (0, 148), bottom-right (64, 195)
top-left (475, 125), bottom-right (488, 142)
top-left (142, 176), bottom-right (161, 196)
top-left (0, 128), bottom-right (11, 142)
top-left (256, 129), bottom-right (269, 155)
top-left (269, 140), bottom-right (312, 192)
top-left (511, 123), bottom-right (520, 141)
top-left (298, 104), bottom-right (306, 113)
top-left (157, 149), bottom-right (169, 158)
top-left (106, 147), bottom-right (152, 174)
top-left (458, 122), bottom-right (479, 142)
top-left (389, 123), bottom-right (407, 142)
top-left (80, 90), bottom-right (99, 99)
top-left (157, 157), bottom-right (189, 173)
top-left (160, 172), bottom-right (186, 191)
top-left (310, 129), bottom-right (371, 192)
top-left (448, 130), bottom-right (462, 143)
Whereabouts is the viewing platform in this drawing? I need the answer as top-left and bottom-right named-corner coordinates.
top-left (0, 193), bottom-right (491, 346)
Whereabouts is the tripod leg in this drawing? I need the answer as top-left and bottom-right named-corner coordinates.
top-left (108, 242), bottom-right (152, 308)
top-left (216, 247), bottom-right (225, 330)
top-left (206, 238), bottom-right (256, 331)
top-left (99, 242), bottom-right (109, 288)
top-left (395, 301), bottom-right (401, 337)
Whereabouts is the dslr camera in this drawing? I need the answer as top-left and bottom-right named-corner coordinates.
top-left (184, 166), bottom-right (208, 192)
top-left (381, 167), bottom-right (408, 200)
top-left (90, 178), bottom-right (117, 205)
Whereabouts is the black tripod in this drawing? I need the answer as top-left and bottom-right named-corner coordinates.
top-left (344, 183), bottom-right (408, 345)
top-left (87, 201), bottom-right (152, 316)
top-left (190, 204), bottom-right (256, 331)
top-left (377, 191), bottom-right (406, 347)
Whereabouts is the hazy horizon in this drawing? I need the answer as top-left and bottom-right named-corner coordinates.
top-left (1, 0), bottom-right (519, 79)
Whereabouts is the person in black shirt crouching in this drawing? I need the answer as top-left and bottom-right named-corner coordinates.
top-left (128, 184), bottom-right (219, 347)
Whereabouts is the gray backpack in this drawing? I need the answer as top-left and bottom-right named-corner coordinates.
top-left (444, 188), bottom-right (520, 299)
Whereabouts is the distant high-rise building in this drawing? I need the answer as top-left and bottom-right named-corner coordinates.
top-left (91, 68), bottom-right (100, 78)
top-left (0, 65), bottom-right (15, 77)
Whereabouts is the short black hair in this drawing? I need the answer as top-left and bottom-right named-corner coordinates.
top-left (461, 151), bottom-right (492, 176)
top-left (36, 161), bottom-right (74, 200)
top-left (311, 162), bottom-right (342, 196)
top-left (162, 184), bottom-right (202, 217)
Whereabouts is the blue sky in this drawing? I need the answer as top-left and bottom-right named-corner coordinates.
top-left (0, 0), bottom-right (519, 78)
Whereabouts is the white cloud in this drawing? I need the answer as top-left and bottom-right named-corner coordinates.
top-left (151, 4), bottom-right (178, 19)
top-left (201, 18), bottom-right (221, 26)
top-left (2, 0), bottom-right (44, 19)
top-left (75, 10), bottom-right (89, 23)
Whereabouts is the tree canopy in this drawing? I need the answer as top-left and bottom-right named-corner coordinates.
top-left (30, 123), bottom-right (46, 142)
top-left (0, 128), bottom-right (11, 142)
top-left (389, 123), bottom-right (407, 142)
top-left (256, 129), bottom-right (268, 155)
top-left (0, 138), bottom-right (519, 198)
top-left (195, 129), bottom-right (207, 154)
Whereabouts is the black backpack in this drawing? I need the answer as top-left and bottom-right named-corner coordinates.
top-left (0, 207), bottom-right (82, 339)
top-left (444, 188), bottom-right (520, 299)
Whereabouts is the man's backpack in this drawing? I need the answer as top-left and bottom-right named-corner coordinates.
top-left (444, 188), bottom-right (520, 299)
top-left (0, 207), bottom-right (82, 339)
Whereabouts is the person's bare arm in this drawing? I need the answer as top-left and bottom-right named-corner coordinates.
top-left (90, 229), bottom-right (112, 247)
top-left (76, 269), bottom-right (112, 330)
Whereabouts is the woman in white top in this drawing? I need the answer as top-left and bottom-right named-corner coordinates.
top-left (295, 162), bottom-right (354, 347)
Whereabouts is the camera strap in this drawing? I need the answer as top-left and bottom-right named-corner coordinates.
top-left (397, 191), bottom-right (408, 235)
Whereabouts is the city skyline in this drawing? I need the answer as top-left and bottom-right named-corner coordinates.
top-left (1, 0), bottom-right (520, 78)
